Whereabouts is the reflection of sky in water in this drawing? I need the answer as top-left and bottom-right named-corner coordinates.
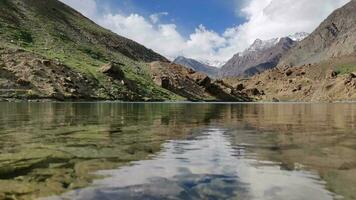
top-left (50, 129), bottom-right (334, 200)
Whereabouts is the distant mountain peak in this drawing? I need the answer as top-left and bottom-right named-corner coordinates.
top-left (245, 38), bottom-right (280, 54)
top-left (173, 56), bottom-right (219, 78)
top-left (197, 59), bottom-right (226, 68)
top-left (220, 36), bottom-right (297, 78)
top-left (287, 32), bottom-right (309, 41)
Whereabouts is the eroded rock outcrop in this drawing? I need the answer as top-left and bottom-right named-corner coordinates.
top-left (225, 60), bottom-right (356, 102)
top-left (149, 62), bottom-right (251, 101)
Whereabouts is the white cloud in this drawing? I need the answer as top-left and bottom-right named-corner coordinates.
top-left (60, 0), bottom-right (350, 66)
top-left (149, 12), bottom-right (168, 24)
top-left (98, 13), bottom-right (186, 58)
top-left (236, 0), bottom-right (350, 43)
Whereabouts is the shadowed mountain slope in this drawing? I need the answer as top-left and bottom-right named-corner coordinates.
top-left (220, 37), bottom-right (297, 78)
top-left (173, 56), bottom-right (219, 78)
top-left (279, 0), bottom-right (356, 67)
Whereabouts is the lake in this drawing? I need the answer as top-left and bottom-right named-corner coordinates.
top-left (0, 102), bottom-right (355, 200)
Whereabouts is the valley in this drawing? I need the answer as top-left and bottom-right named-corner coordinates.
top-left (0, 0), bottom-right (355, 102)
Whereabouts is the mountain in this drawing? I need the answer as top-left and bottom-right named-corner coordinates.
top-left (149, 61), bottom-right (251, 102)
top-left (173, 56), bottom-right (219, 78)
top-left (279, 0), bottom-right (356, 67)
top-left (219, 37), bottom-right (297, 78)
top-left (0, 0), bottom-right (249, 102)
top-left (198, 59), bottom-right (226, 68)
top-left (0, 0), bottom-right (177, 101)
top-left (287, 32), bottom-right (309, 41)
top-left (225, 1), bottom-right (356, 102)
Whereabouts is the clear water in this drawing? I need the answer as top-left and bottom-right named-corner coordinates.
top-left (0, 103), bottom-right (355, 200)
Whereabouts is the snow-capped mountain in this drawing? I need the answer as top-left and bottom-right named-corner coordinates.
top-left (244, 32), bottom-right (308, 55)
top-left (173, 56), bottom-right (219, 78)
top-left (219, 37), bottom-right (297, 78)
top-left (244, 38), bottom-right (280, 54)
top-left (287, 32), bottom-right (309, 42)
top-left (198, 59), bottom-right (226, 68)
top-left (218, 32), bottom-right (310, 78)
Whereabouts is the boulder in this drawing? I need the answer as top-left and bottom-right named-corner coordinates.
top-left (197, 76), bottom-right (211, 87)
top-left (236, 83), bottom-right (245, 91)
top-left (327, 70), bottom-right (338, 78)
top-left (100, 62), bottom-right (125, 80)
top-left (187, 68), bottom-right (196, 74)
top-left (69, 88), bottom-right (76, 93)
top-left (41, 60), bottom-right (51, 66)
top-left (65, 77), bottom-right (72, 83)
top-left (285, 69), bottom-right (293, 76)
top-left (245, 88), bottom-right (261, 96)
top-left (350, 72), bottom-right (356, 78)
top-left (16, 78), bottom-right (30, 86)
top-left (272, 97), bottom-right (280, 102)
top-left (292, 84), bottom-right (302, 92)
top-left (296, 70), bottom-right (306, 76)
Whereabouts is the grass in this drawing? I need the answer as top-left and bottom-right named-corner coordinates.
top-left (14, 30), bottom-right (33, 44)
top-left (0, 0), bottom-right (182, 100)
top-left (79, 46), bottom-right (107, 61)
top-left (334, 64), bottom-right (356, 75)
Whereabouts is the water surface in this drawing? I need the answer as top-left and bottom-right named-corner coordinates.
top-left (0, 103), bottom-right (355, 200)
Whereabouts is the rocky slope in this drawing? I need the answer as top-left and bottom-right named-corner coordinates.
top-left (0, 0), bottom-right (251, 102)
top-left (173, 56), bottom-right (219, 78)
top-left (219, 37), bottom-right (297, 78)
top-left (222, 1), bottom-right (356, 102)
top-left (279, 0), bottom-right (356, 67)
top-left (225, 57), bottom-right (356, 102)
top-left (149, 61), bottom-right (251, 101)
top-left (224, 0), bottom-right (356, 102)
top-left (0, 0), bottom-right (180, 101)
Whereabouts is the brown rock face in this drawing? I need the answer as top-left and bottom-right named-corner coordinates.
top-left (279, 1), bottom-right (356, 67)
top-left (220, 37), bottom-right (296, 78)
top-left (0, 50), bottom-right (99, 100)
top-left (224, 59), bottom-right (356, 102)
top-left (149, 62), bottom-right (251, 102)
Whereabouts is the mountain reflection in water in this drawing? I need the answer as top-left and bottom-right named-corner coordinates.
top-left (0, 103), bottom-right (355, 200)
top-left (52, 129), bottom-right (333, 200)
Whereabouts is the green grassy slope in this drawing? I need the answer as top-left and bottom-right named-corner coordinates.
top-left (0, 0), bottom-right (182, 101)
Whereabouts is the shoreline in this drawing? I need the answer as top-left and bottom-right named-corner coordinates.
top-left (1, 97), bottom-right (356, 104)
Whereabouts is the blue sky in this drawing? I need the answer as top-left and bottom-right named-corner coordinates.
top-left (106, 0), bottom-right (246, 36)
top-left (60, 0), bottom-right (350, 66)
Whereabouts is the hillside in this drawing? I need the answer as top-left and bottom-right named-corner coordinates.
top-left (279, 0), bottom-right (356, 67)
top-left (149, 61), bottom-right (251, 101)
top-left (224, 1), bottom-right (356, 102)
top-left (173, 56), bottom-right (219, 78)
top-left (0, 0), bottom-right (180, 101)
top-left (219, 37), bottom-right (297, 78)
